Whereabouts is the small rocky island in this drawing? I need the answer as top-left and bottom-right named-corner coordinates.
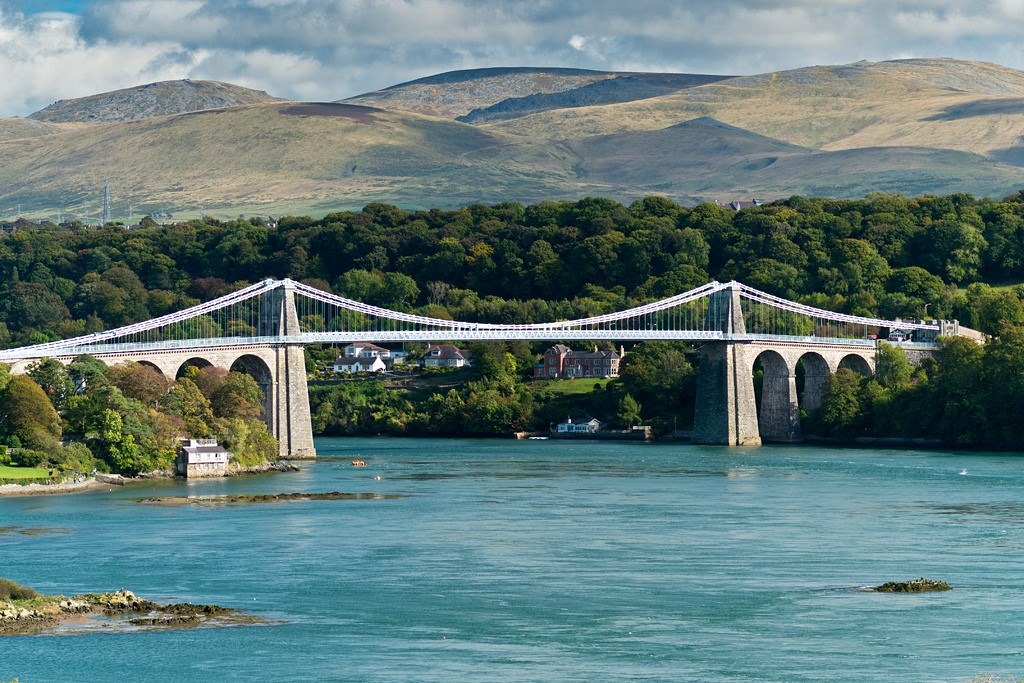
top-left (137, 490), bottom-right (402, 505)
top-left (872, 578), bottom-right (951, 593)
top-left (1, 578), bottom-right (265, 636)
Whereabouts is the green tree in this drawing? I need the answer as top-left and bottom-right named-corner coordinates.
top-left (616, 393), bottom-right (642, 428)
top-left (0, 375), bottom-right (62, 452)
top-left (926, 336), bottom-right (986, 444)
top-left (212, 417), bottom-right (277, 467)
top-left (210, 372), bottom-right (264, 420)
top-left (5, 281), bottom-right (70, 334)
top-left (468, 342), bottom-right (517, 385)
top-left (380, 272), bottom-right (420, 310)
top-left (616, 342), bottom-right (696, 431)
top-left (27, 358), bottom-right (74, 412)
top-left (978, 323), bottom-right (1024, 447)
top-left (817, 368), bottom-right (863, 436)
top-left (875, 342), bottom-right (913, 390)
top-left (96, 408), bottom-right (144, 474)
top-left (107, 362), bottom-right (171, 408)
top-left (163, 378), bottom-right (214, 437)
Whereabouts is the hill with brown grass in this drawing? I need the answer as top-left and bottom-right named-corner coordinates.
top-left (3, 58), bottom-right (1024, 220)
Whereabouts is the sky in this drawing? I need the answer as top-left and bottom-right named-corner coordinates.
top-left (2, 0), bottom-right (1024, 118)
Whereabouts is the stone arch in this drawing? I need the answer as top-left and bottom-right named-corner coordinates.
top-left (754, 350), bottom-right (800, 442)
top-left (135, 360), bottom-right (166, 379)
top-left (230, 354), bottom-right (274, 426)
top-left (838, 354), bottom-right (872, 376)
top-left (176, 357), bottom-right (214, 379)
top-left (798, 352), bottom-right (831, 414)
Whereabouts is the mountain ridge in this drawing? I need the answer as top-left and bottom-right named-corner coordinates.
top-left (3, 58), bottom-right (1024, 219)
top-left (28, 79), bottom-right (282, 123)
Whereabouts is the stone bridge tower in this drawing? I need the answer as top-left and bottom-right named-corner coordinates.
top-left (692, 283), bottom-right (763, 446)
top-left (4, 280), bottom-right (318, 459)
top-left (263, 280), bottom-right (316, 459)
top-left (690, 283), bottom-right (880, 446)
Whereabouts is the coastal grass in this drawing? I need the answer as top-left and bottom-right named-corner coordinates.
top-left (0, 465), bottom-right (50, 480)
top-left (0, 578), bottom-right (40, 601)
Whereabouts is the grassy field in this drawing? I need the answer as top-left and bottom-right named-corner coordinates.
top-left (0, 464), bottom-right (50, 479)
top-left (535, 378), bottom-right (611, 396)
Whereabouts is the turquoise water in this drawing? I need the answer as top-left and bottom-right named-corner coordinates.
top-left (2, 438), bottom-right (1023, 682)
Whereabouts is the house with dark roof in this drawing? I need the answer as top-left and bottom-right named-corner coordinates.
top-left (719, 199), bottom-right (765, 210)
top-left (534, 343), bottom-right (572, 378)
top-left (534, 345), bottom-right (623, 379)
top-left (422, 344), bottom-right (472, 368)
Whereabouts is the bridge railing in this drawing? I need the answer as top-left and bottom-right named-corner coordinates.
top-left (0, 278), bottom-right (948, 362)
top-left (0, 332), bottom-right (927, 362)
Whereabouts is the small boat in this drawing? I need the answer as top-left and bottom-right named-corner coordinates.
top-left (351, 460), bottom-right (366, 467)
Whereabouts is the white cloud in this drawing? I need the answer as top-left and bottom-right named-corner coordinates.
top-left (0, 8), bottom-right (190, 116)
top-left (4, 0), bottom-right (1024, 118)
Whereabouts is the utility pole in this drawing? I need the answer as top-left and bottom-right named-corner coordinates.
top-left (100, 180), bottom-right (111, 225)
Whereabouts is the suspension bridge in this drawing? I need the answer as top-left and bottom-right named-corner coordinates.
top-left (0, 278), bottom-right (965, 452)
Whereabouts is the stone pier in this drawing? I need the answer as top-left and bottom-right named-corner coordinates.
top-left (692, 284), bottom-right (761, 445)
top-left (268, 281), bottom-right (316, 459)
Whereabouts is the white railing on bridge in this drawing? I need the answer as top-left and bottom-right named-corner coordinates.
top-left (0, 278), bottom-right (946, 362)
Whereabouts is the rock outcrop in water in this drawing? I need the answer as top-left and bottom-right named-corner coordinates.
top-left (873, 578), bottom-right (951, 592)
top-left (0, 581), bottom-right (264, 636)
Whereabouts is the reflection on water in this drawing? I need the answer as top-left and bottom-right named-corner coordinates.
top-left (0, 525), bottom-right (70, 537)
top-left (926, 501), bottom-right (1024, 522)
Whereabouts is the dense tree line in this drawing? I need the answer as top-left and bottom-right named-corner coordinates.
top-left (0, 358), bottom-right (275, 476)
top-left (4, 191), bottom-right (1024, 349)
top-left (4, 190), bottom-right (1024, 451)
top-left (812, 332), bottom-right (1024, 449)
top-left (307, 340), bottom-right (677, 438)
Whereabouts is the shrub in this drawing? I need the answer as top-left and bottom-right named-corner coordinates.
top-left (10, 449), bottom-right (47, 468)
top-left (0, 577), bottom-right (39, 601)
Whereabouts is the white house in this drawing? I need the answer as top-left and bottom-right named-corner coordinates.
top-left (421, 344), bottom-right (472, 368)
top-left (332, 355), bottom-right (387, 374)
top-left (344, 342), bottom-right (392, 359)
top-left (555, 417), bottom-right (603, 434)
top-left (176, 438), bottom-right (233, 478)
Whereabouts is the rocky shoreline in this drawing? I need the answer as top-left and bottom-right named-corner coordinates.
top-left (0, 477), bottom-right (111, 498)
top-left (0, 460), bottom-right (299, 498)
top-left (1, 584), bottom-right (265, 636)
